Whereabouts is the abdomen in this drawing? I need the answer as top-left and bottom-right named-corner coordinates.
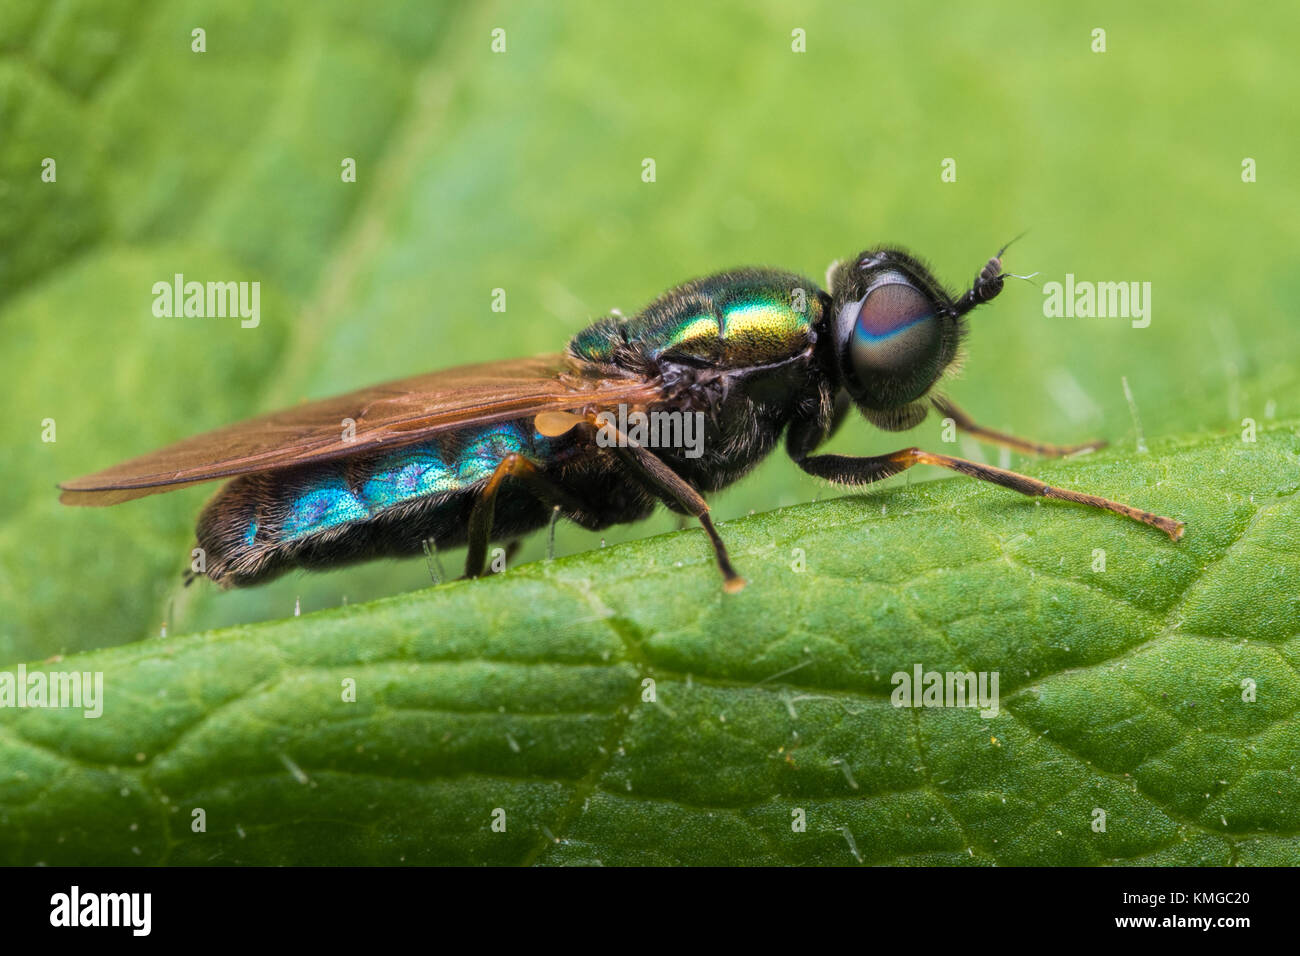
top-left (196, 420), bottom-right (559, 587)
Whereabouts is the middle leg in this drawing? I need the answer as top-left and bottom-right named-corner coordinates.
top-left (473, 413), bottom-right (746, 590)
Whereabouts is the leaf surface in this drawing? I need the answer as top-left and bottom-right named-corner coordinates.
top-left (2, 423), bottom-right (1297, 865)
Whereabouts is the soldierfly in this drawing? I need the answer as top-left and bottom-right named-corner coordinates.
top-left (60, 245), bottom-right (1185, 592)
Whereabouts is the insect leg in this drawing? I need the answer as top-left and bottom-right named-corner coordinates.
top-left (540, 411), bottom-right (745, 590)
top-left (464, 452), bottom-right (609, 577)
top-left (931, 396), bottom-right (1106, 457)
top-left (608, 437), bottom-right (745, 593)
top-left (794, 446), bottom-right (1185, 540)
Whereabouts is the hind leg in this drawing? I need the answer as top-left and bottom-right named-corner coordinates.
top-left (463, 454), bottom-right (601, 578)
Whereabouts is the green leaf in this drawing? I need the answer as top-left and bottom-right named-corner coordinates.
top-left (5, 0), bottom-right (1300, 663)
top-left (2, 421), bottom-right (1297, 865)
top-left (2, 0), bottom-right (1298, 866)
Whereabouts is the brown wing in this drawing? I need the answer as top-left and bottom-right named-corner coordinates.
top-left (60, 354), bottom-right (661, 506)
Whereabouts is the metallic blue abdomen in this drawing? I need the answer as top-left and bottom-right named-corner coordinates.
top-left (256, 420), bottom-right (552, 545)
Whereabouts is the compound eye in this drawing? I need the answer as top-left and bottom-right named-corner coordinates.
top-left (847, 281), bottom-right (940, 382)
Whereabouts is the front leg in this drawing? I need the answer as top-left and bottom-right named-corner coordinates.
top-left (931, 396), bottom-right (1105, 457)
top-left (793, 446), bottom-right (1184, 540)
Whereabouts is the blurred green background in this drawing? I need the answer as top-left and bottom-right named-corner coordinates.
top-left (3, 0), bottom-right (1297, 663)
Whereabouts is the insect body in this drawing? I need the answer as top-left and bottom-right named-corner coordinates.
top-left (60, 247), bottom-right (1185, 591)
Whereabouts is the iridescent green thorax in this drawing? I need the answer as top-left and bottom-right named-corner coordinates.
top-left (568, 269), bottom-right (822, 370)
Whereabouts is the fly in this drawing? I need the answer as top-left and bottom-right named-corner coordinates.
top-left (60, 245), bottom-right (1185, 592)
